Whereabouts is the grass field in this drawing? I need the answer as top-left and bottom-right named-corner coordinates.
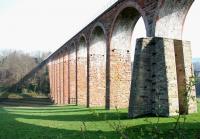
top-left (0, 101), bottom-right (200, 139)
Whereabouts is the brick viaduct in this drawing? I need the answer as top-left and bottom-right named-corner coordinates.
top-left (40, 0), bottom-right (197, 117)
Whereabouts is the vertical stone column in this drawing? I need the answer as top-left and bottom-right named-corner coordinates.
top-left (77, 43), bottom-right (87, 106)
top-left (128, 38), bottom-right (153, 117)
top-left (129, 37), bottom-right (197, 118)
top-left (63, 51), bottom-right (69, 104)
top-left (69, 47), bottom-right (77, 104)
top-left (59, 53), bottom-right (64, 105)
top-left (89, 44), bottom-right (106, 107)
top-left (48, 62), bottom-right (53, 101)
top-left (109, 42), bottom-right (132, 109)
top-left (151, 38), bottom-right (179, 116)
top-left (57, 57), bottom-right (61, 105)
top-left (51, 60), bottom-right (55, 103)
top-left (56, 58), bottom-right (59, 104)
top-left (53, 60), bottom-right (56, 103)
top-left (174, 40), bottom-right (197, 114)
top-left (51, 61), bottom-right (54, 102)
top-left (182, 42), bottom-right (197, 114)
top-left (47, 64), bottom-right (51, 98)
top-left (54, 59), bottom-right (58, 104)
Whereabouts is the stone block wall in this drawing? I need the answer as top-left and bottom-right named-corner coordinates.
top-left (129, 37), bottom-right (197, 117)
top-left (59, 54), bottom-right (64, 105)
top-left (77, 38), bottom-right (88, 106)
top-left (56, 58), bottom-right (60, 104)
top-left (174, 40), bottom-right (197, 114)
top-left (69, 47), bottom-right (77, 104)
top-left (128, 38), bottom-right (153, 117)
top-left (63, 52), bottom-right (69, 104)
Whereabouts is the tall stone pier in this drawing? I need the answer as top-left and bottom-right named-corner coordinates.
top-left (128, 37), bottom-right (197, 117)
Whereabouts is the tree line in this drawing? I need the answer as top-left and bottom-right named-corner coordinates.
top-left (0, 50), bottom-right (51, 94)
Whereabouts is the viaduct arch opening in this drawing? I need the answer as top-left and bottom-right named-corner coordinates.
top-left (109, 7), bottom-right (146, 108)
top-left (68, 43), bottom-right (77, 104)
top-left (183, 0), bottom-right (199, 59)
top-left (89, 25), bottom-right (107, 107)
top-left (77, 36), bottom-right (88, 106)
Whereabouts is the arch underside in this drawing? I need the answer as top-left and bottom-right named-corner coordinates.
top-left (155, 0), bottom-right (194, 39)
top-left (89, 26), bottom-right (107, 107)
top-left (110, 7), bottom-right (143, 108)
top-left (77, 37), bottom-right (88, 106)
top-left (69, 45), bottom-right (77, 104)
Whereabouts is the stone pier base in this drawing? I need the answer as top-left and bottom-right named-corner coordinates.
top-left (128, 37), bottom-right (197, 118)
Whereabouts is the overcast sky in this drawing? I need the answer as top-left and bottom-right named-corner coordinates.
top-left (0, 0), bottom-right (199, 58)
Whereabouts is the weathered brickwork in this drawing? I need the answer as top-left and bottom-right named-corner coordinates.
top-left (56, 59), bottom-right (60, 104)
top-left (89, 26), bottom-right (106, 107)
top-left (53, 60), bottom-right (56, 103)
top-left (54, 59), bottom-right (58, 104)
top-left (69, 46), bottom-right (77, 104)
top-left (63, 52), bottom-right (69, 104)
top-left (109, 8), bottom-right (140, 108)
top-left (48, 63), bottom-right (52, 100)
top-left (77, 37), bottom-right (88, 106)
top-left (44, 0), bottom-right (197, 117)
top-left (59, 54), bottom-right (64, 105)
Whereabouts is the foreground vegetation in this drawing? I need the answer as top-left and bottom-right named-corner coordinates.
top-left (0, 100), bottom-right (199, 139)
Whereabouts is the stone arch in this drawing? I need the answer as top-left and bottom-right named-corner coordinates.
top-left (183, 0), bottom-right (199, 57)
top-left (155, 0), bottom-right (194, 39)
top-left (109, 1), bottom-right (149, 38)
top-left (109, 6), bottom-right (147, 108)
top-left (77, 35), bottom-right (88, 106)
top-left (68, 42), bottom-right (77, 104)
top-left (89, 23), bottom-right (107, 107)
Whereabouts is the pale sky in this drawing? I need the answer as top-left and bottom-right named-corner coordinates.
top-left (0, 0), bottom-right (199, 58)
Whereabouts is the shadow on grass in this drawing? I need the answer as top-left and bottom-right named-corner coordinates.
top-left (0, 108), bottom-right (124, 139)
top-left (5, 110), bottom-right (128, 122)
top-left (0, 108), bottom-right (120, 139)
top-left (0, 98), bottom-right (52, 107)
top-left (0, 106), bottom-right (200, 139)
top-left (1, 100), bottom-right (200, 139)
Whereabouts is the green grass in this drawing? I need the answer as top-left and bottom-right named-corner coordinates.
top-left (0, 101), bottom-right (200, 139)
